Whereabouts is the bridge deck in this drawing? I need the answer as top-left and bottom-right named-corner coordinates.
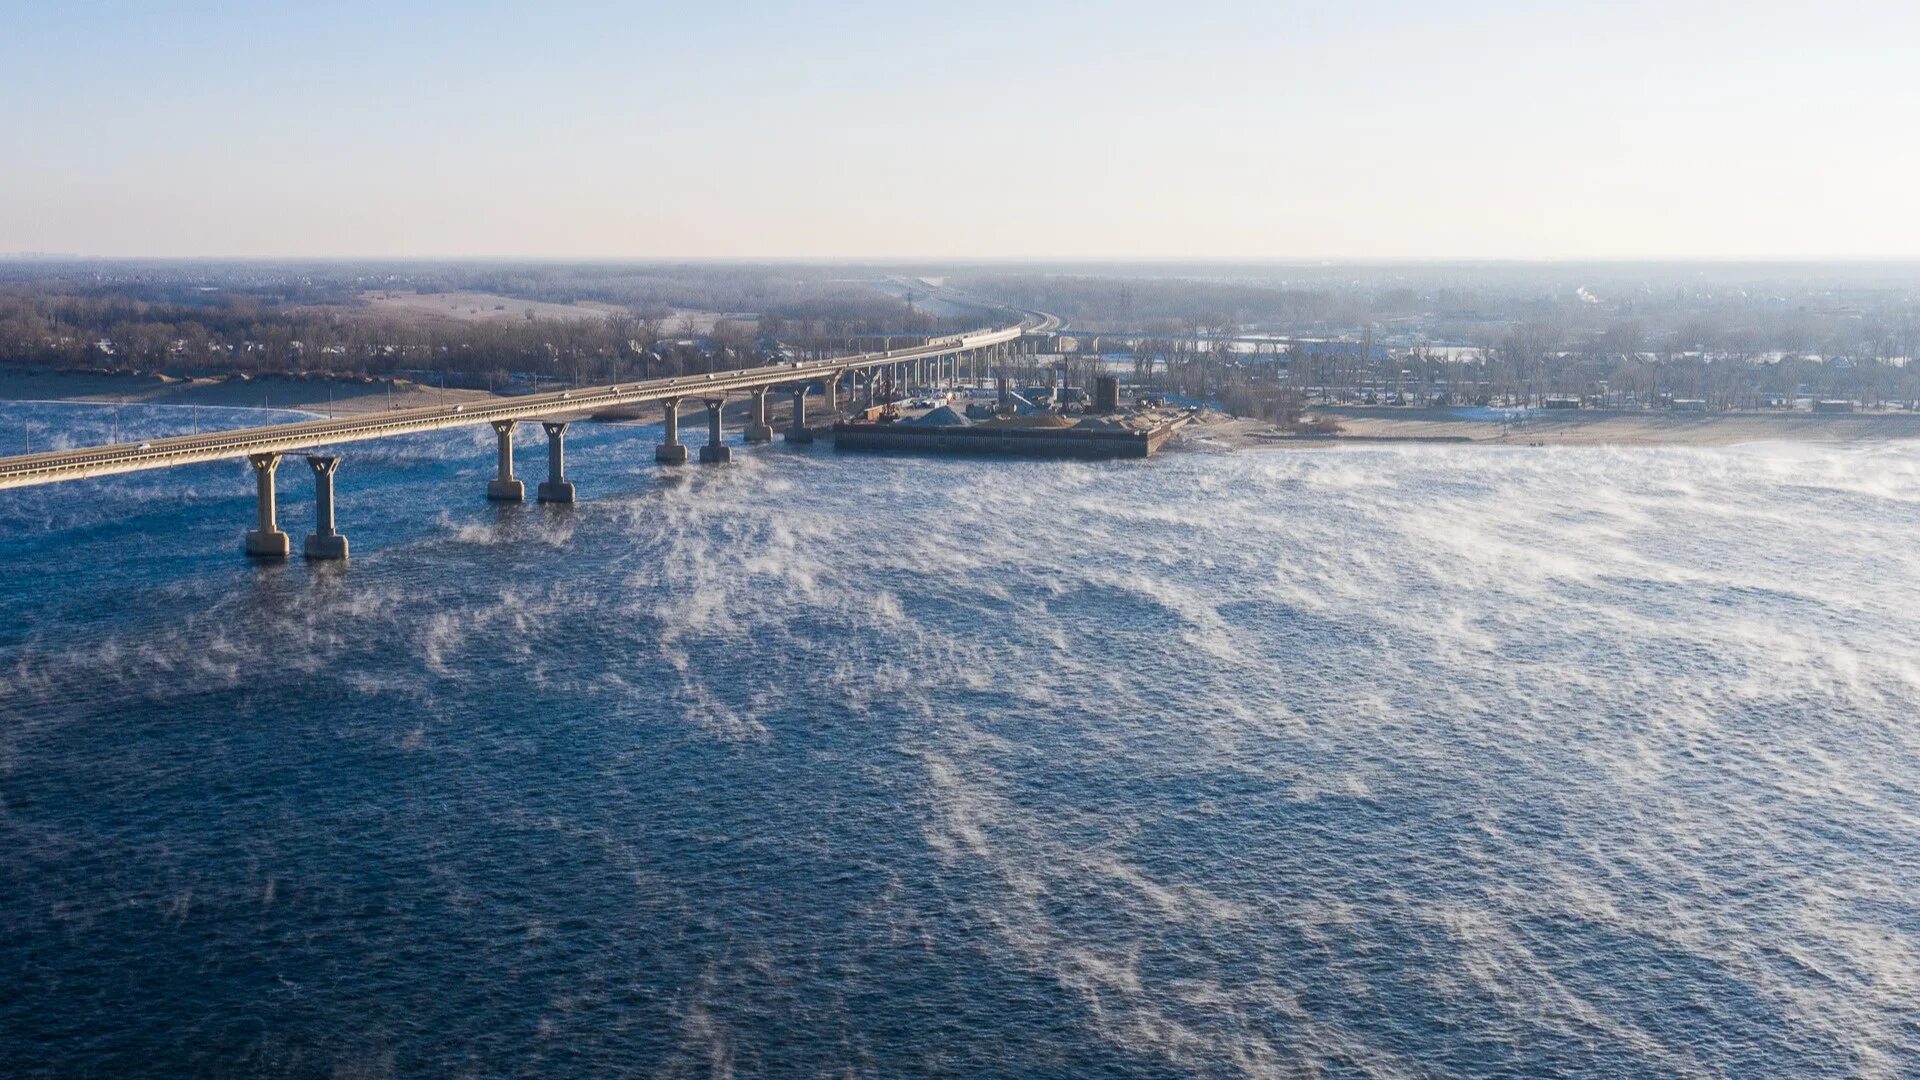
top-left (0, 318), bottom-right (1050, 490)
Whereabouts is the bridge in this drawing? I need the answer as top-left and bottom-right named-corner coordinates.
top-left (0, 311), bottom-right (1060, 559)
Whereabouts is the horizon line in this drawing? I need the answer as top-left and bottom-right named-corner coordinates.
top-left (10, 253), bottom-right (1920, 266)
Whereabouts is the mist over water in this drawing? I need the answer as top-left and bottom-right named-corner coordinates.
top-left (3, 401), bottom-right (1919, 1077)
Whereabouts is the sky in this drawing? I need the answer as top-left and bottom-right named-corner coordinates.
top-left (2, 0), bottom-right (1917, 260)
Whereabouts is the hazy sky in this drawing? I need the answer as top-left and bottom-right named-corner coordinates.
top-left (3, 0), bottom-right (1916, 259)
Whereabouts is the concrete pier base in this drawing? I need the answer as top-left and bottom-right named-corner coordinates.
top-left (304, 533), bottom-right (348, 559)
top-left (699, 397), bottom-right (731, 464)
top-left (246, 528), bottom-right (291, 558)
top-left (657, 397), bottom-right (688, 465)
top-left (744, 388), bottom-right (773, 443)
top-left (244, 452), bottom-right (290, 559)
top-left (302, 455), bottom-right (348, 560)
top-left (538, 422), bottom-right (574, 503)
top-left (786, 385), bottom-right (814, 443)
top-left (488, 421), bottom-right (524, 501)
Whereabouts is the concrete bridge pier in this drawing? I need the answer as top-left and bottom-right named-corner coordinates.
top-left (656, 397), bottom-right (689, 464)
top-left (244, 452), bottom-right (291, 558)
top-left (487, 420), bottom-right (524, 501)
top-left (743, 387), bottom-right (774, 443)
top-left (698, 397), bottom-right (732, 463)
top-left (825, 373), bottom-right (839, 415)
top-left (786, 385), bottom-right (814, 443)
top-left (538, 421), bottom-right (575, 503)
top-left (863, 371), bottom-right (877, 408)
top-left (303, 454), bottom-right (348, 560)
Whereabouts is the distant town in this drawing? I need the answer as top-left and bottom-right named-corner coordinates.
top-left (3, 260), bottom-right (1919, 429)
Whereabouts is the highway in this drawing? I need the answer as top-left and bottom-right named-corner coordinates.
top-left (0, 312), bottom-right (1058, 491)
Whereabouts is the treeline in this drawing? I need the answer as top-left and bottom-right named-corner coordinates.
top-left (1083, 333), bottom-right (1920, 413)
top-left (962, 264), bottom-right (1920, 410)
top-left (957, 266), bottom-right (1920, 363)
top-left (0, 259), bottom-right (952, 316)
top-left (0, 267), bottom-right (983, 382)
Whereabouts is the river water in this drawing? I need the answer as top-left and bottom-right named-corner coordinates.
top-left (3, 402), bottom-right (1918, 1077)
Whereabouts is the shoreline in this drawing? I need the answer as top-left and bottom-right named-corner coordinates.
top-left (8, 371), bottom-right (1920, 451)
top-left (1188, 407), bottom-right (1920, 450)
top-left (0, 370), bottom-right (504, 416)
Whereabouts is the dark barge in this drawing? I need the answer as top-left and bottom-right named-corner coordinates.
top-left (831, 415), bottom-right (1186, 459)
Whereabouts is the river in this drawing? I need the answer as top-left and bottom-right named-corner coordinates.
top-left (3, 401), bottom-right (1918, 1076)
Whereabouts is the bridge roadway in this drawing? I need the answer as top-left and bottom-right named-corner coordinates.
top-left (0, 314), bottom-right (1052, 491)
top-left (0, 312), bottom-right (1059, 559)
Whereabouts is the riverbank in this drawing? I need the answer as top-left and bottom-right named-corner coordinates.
top-left (15, 371), bottom-right (1920, 451)
top-left (1185, 406), bottom-right (1920, 450)
top-left (0, 370), bottom-right (504, 416)
top-left (0, 369), bottom-right (820, 436)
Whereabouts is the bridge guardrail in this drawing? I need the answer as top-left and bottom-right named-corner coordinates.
top-left (0, 319), bottom-right (1034, 489)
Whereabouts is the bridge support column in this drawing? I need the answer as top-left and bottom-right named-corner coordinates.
top-left (698, 397), bottom-right (732, 463)
top-left (863, 371), bottom-right (876, 408)
top-left (487, 420), bottom-right (524, 501)
top-left (538, 421), bottom-right (575, 503)
top-left (786, 385), bottom-right (814, 443)
top-left (303, 455), bottom-right (348, 560)
top-left (244, 452), bottom-right (291, 558)
top-left (656, 397), bottom-right (688, 464)
top-left (825, 373), bottom-right (839, 415)
top-left (743, 387), bottom-right (774, 443)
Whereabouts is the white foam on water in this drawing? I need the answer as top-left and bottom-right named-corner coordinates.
top-left (5, 408), bottom-right (1920, 1073)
